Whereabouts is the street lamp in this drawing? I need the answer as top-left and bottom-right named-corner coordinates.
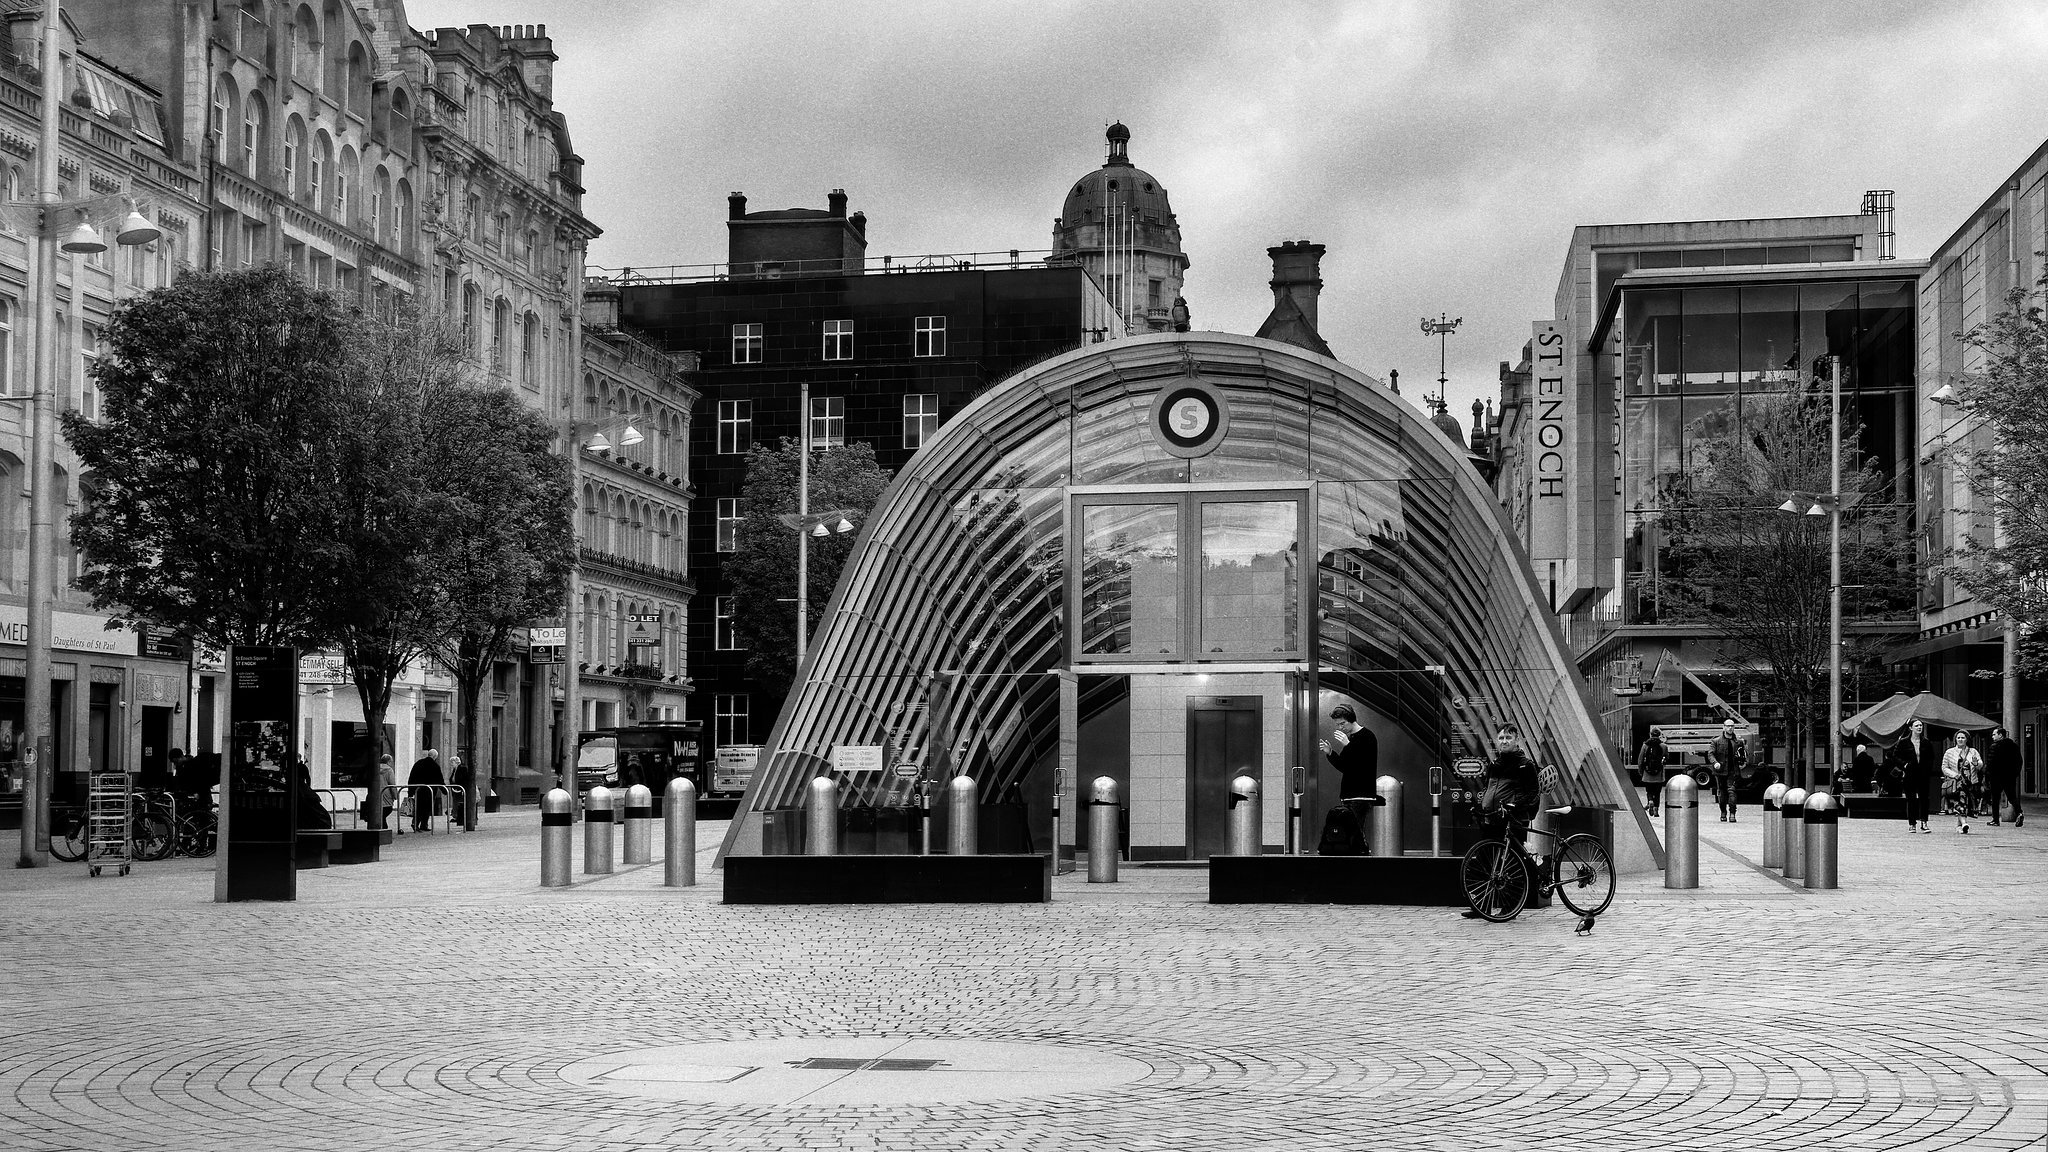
top-left (1420, 313), bottom-right (1462, 408)
top-left (1931, 380), bottom-right (2022, 732)
top-left (1773, 354), bottom-right (1844, 789)
top-left (13, 0), bottom-right (163, 867)
top-left (555, 414), bottom-right (644, 819)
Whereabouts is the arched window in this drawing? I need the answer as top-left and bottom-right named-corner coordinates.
top-left (241, 92), bottom-right (265, 174)
top-left (292, 5), bottom-right (320, 84)
top-left (461, 283), bottom-right (479, 355)
top-left (310, 131), bottom-right (330, 210)
top-left (321, 1), bottom-right (344, 102)
top-left (394, 179), bottom-right (413, 252)
top-left (282, 117), bottom-right (304, 197)
top-left (0, 297), bottom-right (13, 396)
top-left (388, 88), bottom-right (413, 156)
top-left (211, 75), bottom-right (236, 160)
top-left (521, 310), bottom-right (538, 386)
top-left (346, 41), bottom-right (369, 117)
top-left (491, 297), bottom-right (508, 374)
top-left (335, 145), bottom-right (356, 224)
top-left (371, 167), bottom-right (389, 241)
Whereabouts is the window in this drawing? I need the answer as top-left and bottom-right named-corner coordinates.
top-left (79, 325), bottom-right (99, 419)
top-left (913, 315), bottom-right (947, 358)
top-left (713, 694), bottom-right (748, 749)
top-left (1148, 278), bottom-right (1163, 309)
top-left (0, 298), bottom-right (13, 395)
top-left (822, 318), bottom-right (853, 361)
top-left (241, 218), bottom-right (261, 266)
top-left (282, 121), bottom-right (302, 195)
top-left (903, 393), bottom-right (938, 450)
top-left (809, 395), bottom-right (844, 448)
top-left (524, 229), bottom-right (540, 270)
top-left (309, 135), bottom-right (327, 208)
top-left (493, 212), bottom-right (508, 252)
top-left (369, 177), bottom-right (383, 240)
top-left (716, 399), bottom-right (752, 454)
top-left (441, 267), bottom-right (456, 313)
top-left (520, 311), bottom-right (538, 388)
top-left (731, 322), bottom-right (762, 365)
top-left (466, 193), bottom-right (481, 241)
top-left (334, 156), bottom-right (349, 221)
top-left (241, 95), bottom-right (263, 173)
top-left (461, 283), bottom-right (479, 354)
top-left (714, 596), bottom-right (740, 651)
top-left (211, 77), bottom-right (232, 158)
top-left (715, 498), bottom-right (741, 552)
top-left (491, 299), bottom-right (508, 373)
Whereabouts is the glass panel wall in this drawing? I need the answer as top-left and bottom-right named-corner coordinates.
top-left (1198, 501), bottom-right (1297, 656)
top-left (1080, 503), bottom-right (1179, 657)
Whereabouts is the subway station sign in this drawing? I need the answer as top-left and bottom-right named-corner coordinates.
top-left (1528, 320), bottom-right (1572, 604)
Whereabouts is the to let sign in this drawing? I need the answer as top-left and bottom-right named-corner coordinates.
top-left (528, 626), bottom-right (565, 665)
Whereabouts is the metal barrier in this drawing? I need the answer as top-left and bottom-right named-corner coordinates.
top-left (312, 788), bottom-right (362, 828)
top-left (806, 776), bottom-right (839, 856)
top-left (622, 784), bottom-right (654, 865)
top-left (1052, 767), bottom-right (1070, 873)
top-left (916, 779), bottom-right (933, 857)
top-left (1087, 776), bottom-right (1119, 883)
top-left (1663, 774), bottom-right (1699, 889)
top-left (541, 788), bottom-right (573, 887)
top-left (1760, 782), bottom-right (1788, 869)
top-left (381, 785), bottom-right (468, 834)
top-left (947, 775), bottom-right (977, 855)
top-left (1372, 775), bottom-right (1404, 858)
top-left (584, 785), bottom-right (616, 874)
top-left (1227, 774), bottom-right (1260, 856)
top-left (664, 778), bottom-right (696, 887)
top-left (1780, 787), bottom-right (1809, 880)
top-left (1288, 766), bottom-right (1305, 855)
top-left (1803, 790), bottom-right (1839, 890)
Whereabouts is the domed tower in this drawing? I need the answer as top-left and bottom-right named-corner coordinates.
top-left (1051, 123), bottom-right (1190, 334)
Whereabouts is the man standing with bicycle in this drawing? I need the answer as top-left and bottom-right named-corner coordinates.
top-left (1461, 722), bottom-right (1541, 920)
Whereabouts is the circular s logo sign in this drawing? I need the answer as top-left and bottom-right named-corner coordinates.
top-left (1149, 379), bottom-right (1229, 458)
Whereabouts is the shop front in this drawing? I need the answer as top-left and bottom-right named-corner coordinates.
top-left (717, 334), bottom-right (1653, 872)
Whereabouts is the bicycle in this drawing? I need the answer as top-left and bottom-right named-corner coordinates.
top-left (1460, 805), bottom-right (1616, 928)
top-left (50, 802), bottom-right (174, 863)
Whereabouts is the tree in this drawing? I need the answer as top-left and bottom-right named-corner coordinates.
top-left (1945, 276), bottom-right (2048, 676)
top-left (725, 439), bottom-right (892, 706)
top-left (63, 267), bottom-right (356, 649)
top-left (1656, 390), bottom-right (1913, 774)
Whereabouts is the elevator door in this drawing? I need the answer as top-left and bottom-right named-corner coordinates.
top-left (1187, 696), bottom-right (1260, 860)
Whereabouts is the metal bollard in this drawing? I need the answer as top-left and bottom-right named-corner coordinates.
top-left (541, 788), bottom-right (573, 887)
top-left (622, 784), bottom-right (654, 865)
top-left (583, 785), bottom-right (616, 875)
top-left (1372, 775), bottom-right (1404, 857)
top-left (1087, 776), bottom-right (1119, 883)
top-left (1761, 782), bottom-right (1788, 869)
top-left (1781, 786), bottom-right (1809, 880)
top-left (916, 779), bottom-right (932, 856)
top-left (1803, 790), bottom-right (1839, 890)
top-left (947, 775), bottom-right (978, 855)
top-left (1227, 774), bottom-right (1260, 856)
top-left (1288, 766), bottom-right (1305, 855)
top-left (1663, 774), bottom-right (1699, 889)
top-left (806, 775), bottom-right (839, 856)
top-left (663, 777), bottom-right (696, 887)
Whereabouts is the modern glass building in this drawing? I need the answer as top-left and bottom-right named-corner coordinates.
top-left (717, 333), bottom-right (1655, 870)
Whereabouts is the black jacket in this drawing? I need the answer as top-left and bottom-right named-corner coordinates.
top-left (1710, 732), bottom-right (1747, 773)
top-left (1987, 735), bottom-right (2023, 778)
top-left (1324, 725), bottom-right (1378, 798)
top-left (1636, 738), bottom-right (1668, 780)
top-left (408, 756), bottom-right (444, 787)
top-left (1898, 736), bottom-right (1939, 779)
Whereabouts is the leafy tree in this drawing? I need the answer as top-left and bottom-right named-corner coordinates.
top-left (62, 267), bottom-right (356, 648)
top-left (1944, 275), bottom-right (2048, 676)
top-left (725, 439), bottom-right (892, 705)
top-left (1656, 391), bottom-right (1913, 774)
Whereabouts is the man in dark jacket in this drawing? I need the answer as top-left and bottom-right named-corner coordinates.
top-left (1853, 743), bottom-right (1879, 793)
top-left (407, 749), bottom-right (444, 832)
top-left (1460, 722), bottom-right (1542, 921)
top-left (1899, 720), bottom-right (1939, 833)
top-left (1317, 703), bottom-right (1379, 851)
top-left (1986, 726), bottom-right (2024, 827)
top-left (1636, 729), bottom-right (1668, 816)
top-left (1709, 719), bottom-right (1747, 823)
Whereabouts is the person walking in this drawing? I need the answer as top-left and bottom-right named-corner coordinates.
top-left (448, 753), bottom-right (472, 829)
top-left (407, 748), bottom-right (444, 833)
top-left (1709, 719), bottom-right (1747, 822)
top-left (1636, 728), bottom-right (1668, 816)
top-left (1941, 730), bottom-right (1983, 834)
top-left (1986, 726), bottom-right (2024, 827)
top-left (1899, 720), bottom-right (1939, 833)
top-left (1853, 743), bottom-right (1878, 793)
top-left (366, 753), bottom-right (395, 829)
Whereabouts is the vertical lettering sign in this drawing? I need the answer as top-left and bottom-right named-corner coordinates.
top-left (1529, 321), bottom-right (1572, 597)
top-left (218, 645), bottom-right (299, 902)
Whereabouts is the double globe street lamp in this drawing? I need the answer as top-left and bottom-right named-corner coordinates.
top-left (557, 415), bottom-right (644, 819)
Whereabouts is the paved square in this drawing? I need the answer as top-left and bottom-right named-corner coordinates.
top-left (2, 811), bottom-right (2044, 1150)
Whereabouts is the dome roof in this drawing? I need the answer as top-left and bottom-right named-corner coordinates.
top-left (1058, 124), bottom-right (1175, 230)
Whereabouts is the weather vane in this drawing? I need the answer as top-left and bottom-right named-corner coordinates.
top-left (1420, 314), bottom-right (1462, 409)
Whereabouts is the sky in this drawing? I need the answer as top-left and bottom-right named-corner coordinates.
top-left (408, 0), bottom-right (2048, 434)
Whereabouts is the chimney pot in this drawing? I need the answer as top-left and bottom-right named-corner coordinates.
top-left (1267, 240), bottom-right (1327, 333)
top-left (728, 192), bottom-right (747, 220)
top-left (828, 188), bottom-right (848, 217)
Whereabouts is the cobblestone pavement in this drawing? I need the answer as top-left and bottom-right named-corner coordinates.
top-left (2, 808), bottom-right (2045, 1151)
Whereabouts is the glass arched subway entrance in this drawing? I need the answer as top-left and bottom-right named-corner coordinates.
top-left (716, 334), bottom-right (1651, 871)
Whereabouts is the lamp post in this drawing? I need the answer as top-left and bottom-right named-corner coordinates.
top-left (781, 378), bottom-right (857, 668)
top-left (1930, 380), bottom-right (2021, 730)
top-left (557, 414), bottom-right (644, 819)
top-left (14, 0), bottom-right (162, 867)
top-left (1775, 355), bottom-right (1844, 788)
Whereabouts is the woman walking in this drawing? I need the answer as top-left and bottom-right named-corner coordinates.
top-left (1941, 730), bottom-right (1983, 834)
top-left (1899, 720), bottom-right (1938, 834)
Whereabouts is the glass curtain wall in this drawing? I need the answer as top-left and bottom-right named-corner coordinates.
top-left (1620, 278), bottom-right (1917, 625)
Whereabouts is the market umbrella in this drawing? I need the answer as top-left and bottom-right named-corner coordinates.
top-left (1839, 693), bottom-right (1911, 742)
top-left (1840, 691), bottom-right (1999, 744)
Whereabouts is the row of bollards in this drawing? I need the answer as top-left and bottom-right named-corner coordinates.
top-left (539, 779), bottom-right (699, 888)
top-left (1661, 774), bottom-right (1838, 890)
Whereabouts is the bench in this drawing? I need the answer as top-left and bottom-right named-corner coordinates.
top-left (328, 826), bottom-right (393, 865)
top-left (295, 830), bottom-right (343, 869)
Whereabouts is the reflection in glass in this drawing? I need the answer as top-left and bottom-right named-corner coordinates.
top-left (1199, 501), bottom-right (1297, 654)
top-left (1080, 504), bottom-right (1178, 655)
top-left (1739, 284), bottom-right (1799, 384)
top-left (1681, 287), bottom-right (1738, 391)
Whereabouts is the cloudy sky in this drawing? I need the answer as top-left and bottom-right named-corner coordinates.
top-left (411, 0), bottom-right (2048, 432)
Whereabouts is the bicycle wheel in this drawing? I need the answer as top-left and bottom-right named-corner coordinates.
top-left (1552, 833), bottom-right (1615, 917)
top-left (1460, 840), bottom-right (1530, 922)
top-left (51, 814), bottom-right (88, 862)
top-left (132, 810), bottom-right (175, 862)
top-left (177, 813), bottom-right (217, 858)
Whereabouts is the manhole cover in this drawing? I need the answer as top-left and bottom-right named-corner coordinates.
top-left (561, 1037), bottom-right (1151, 1105)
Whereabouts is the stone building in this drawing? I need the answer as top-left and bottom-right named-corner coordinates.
top-left (1050, 123), bottom-right (1190, 335)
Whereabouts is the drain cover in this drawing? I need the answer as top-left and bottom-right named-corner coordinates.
top-left (562, 1038), bottom-right (1150, 1105)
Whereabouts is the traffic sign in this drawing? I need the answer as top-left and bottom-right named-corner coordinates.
top-left (892, 763), bottom-right (920, 779)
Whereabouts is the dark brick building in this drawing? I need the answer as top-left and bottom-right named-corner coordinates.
top-left (615, 191), bottom-right (1117, 752)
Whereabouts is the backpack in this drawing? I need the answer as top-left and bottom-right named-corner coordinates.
top-left (1316, 802), bottom-right (1367, 856)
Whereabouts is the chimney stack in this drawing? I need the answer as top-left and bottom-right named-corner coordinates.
top-left (728, 192), bottom-right (747, 220)
top-left (828, 188), bottom-right (847, 217)
top-left (1267, 240), bottom-right (1326, 332)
